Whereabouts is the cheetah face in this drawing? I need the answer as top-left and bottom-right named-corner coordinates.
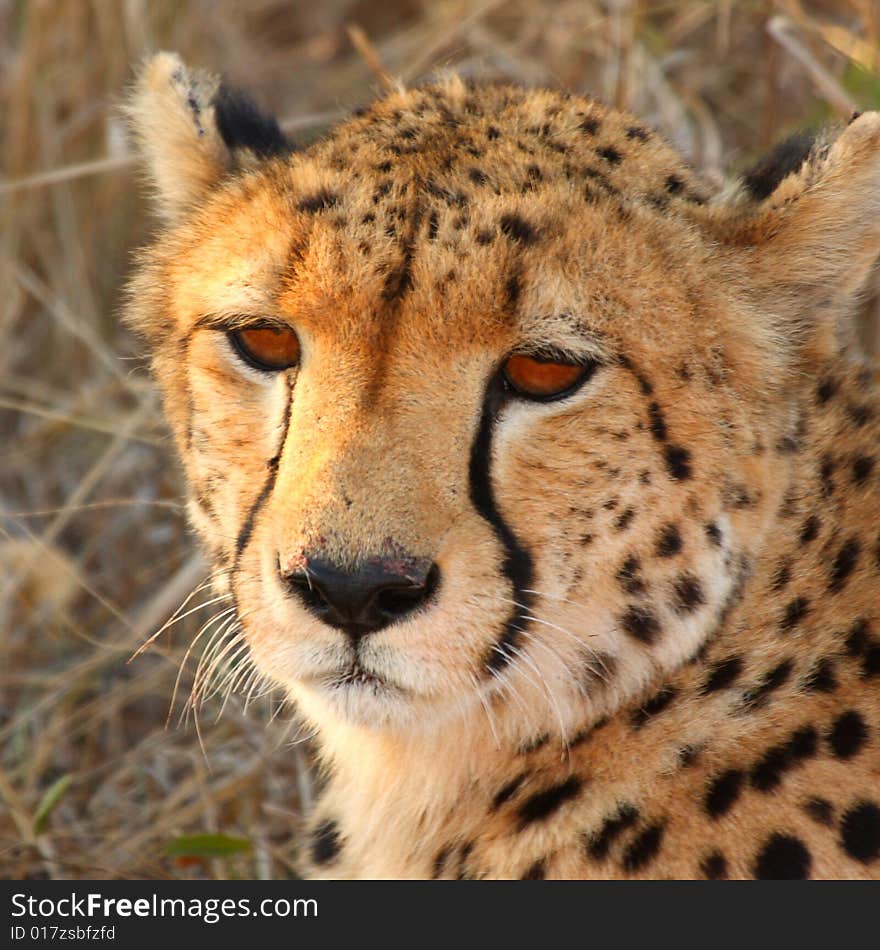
top-left (126, 56), bottom-right (880, 736)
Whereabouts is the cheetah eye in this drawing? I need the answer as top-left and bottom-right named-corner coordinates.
top-left (230, 326), bottom-right (301, 373)
top-left (502, 353), bottom-right (598, 401)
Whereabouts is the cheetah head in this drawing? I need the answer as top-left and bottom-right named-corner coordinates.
top-left (126, 54), bottom-right (880, 739)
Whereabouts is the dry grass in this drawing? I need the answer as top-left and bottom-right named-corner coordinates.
top-left (1, 0), bottom-right (878, 880)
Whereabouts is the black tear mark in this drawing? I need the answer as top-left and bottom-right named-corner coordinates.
top-left (470, 380), bottom-right (535, 676)
top-left (234, 380), bottom-right (293, 560)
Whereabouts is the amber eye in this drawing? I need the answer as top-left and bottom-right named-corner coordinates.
top-left (230, 326), bottom-right (300, 372)
top-left (503, 353), bottom-right (596, 400)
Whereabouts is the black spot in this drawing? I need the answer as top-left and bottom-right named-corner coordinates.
top-left (427, 209), bottom-right (439, 240)
top-left (820, 455), bottom-right (835, 497)
top-left (852, 456), bottom-right (874, 485)
top-left (705, 769), bottom-right (744, 818)
top-left (468, 167), bottom-right (488, 185)
top-left (754, 833), bottom-right (811, 879)
top-left (799, 515), bottom-right (820, 545)
top-left (804, 797), bottom-right (834, 826)
top-left (828, 710), bottom-right (869, 760)
top-left (519, 733), bottom-right (550, 755)
top-left (702, 656), bottom-right (743, 694)
top-left (579, 116), bottom-right (601, 134)
top-left (863, 643), bottom-right (880, 678)
top-left (622, 823), bottom-right (664, 872)
top-left (700, 851), bottom-right (728, 879)
top-left (382, 260), bottom-right (414, 301)
top-left (521, 858), bottom-right (546, 879)
top-left (742, 129), bottom-right (816, 201)
top-left (626, 125), bottom-right (650, 141)
top-left (665, 174), bottom-right (684, 194)
top-left (829, 538), bottom-right (860, 593)
top-left (297, 189), bottom-right (338, 213)
top-left (648, 402), bottom-right (668, 441)
top-left (845, 618), bottom-right (870, 657)
top-left (631, 686), bottom-right (678, 729)
top-left (741, 659), bottom-right (793, 710)
top-left (213, 83), bottom-right (291, 157)
top-left (571, 715), bottom-right (608, 747)
top-left (517, 776), bottom-right (582, 828)
top-left (431, 845), bottom-right (451, 878)
top-left (586, 804), bottom-right (639, 860)
top-left (596, 145), bottom-right (622, 165)
top-left (617, 556), bottom-right (644, 595)
top-left (780, 596), bottom-right (810, 631)
top-left (486, 125), bottom-right (500, 140)
top-left (372, 180), bottom-right (393, 203)
top-left (840, 801), bottom-right (880, 864)
top-left (475, 228), bottom-right (494, 245)
top-left (664, 444), bottom-right (692, 480)
top-left (657, 524), bottom-right (681, 557)
top-left (816, 378), bottom-right (838, 404)
top-left (615, 507), bottom-right (636, 531)
top-left (499, 213), bottom-right (538, 245)
top-left (505, 272), bottom-right (521, 308)
top-left (847, 403), bottom-right (873, 427)
top-left (673, 574), bottom-right (704, 613)
top-left (750, 726), bottom-right (817, 792)
top-left (454, 841), bottom-right (475, 880)
top-left (705, 522), bottom-right (723, 546)
top-left (310, 818), bottom-right (341, 865)
top-left (620, 606), bottom-right (661, 644)
top-left (803, 658), bottom-right (837, 693)
top-left (771, 561), bottom-right (791, 592)
top-left (491, 774), bottom-right (525, 811)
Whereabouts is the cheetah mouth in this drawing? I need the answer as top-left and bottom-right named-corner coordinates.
top-left (321, 663), bottom-right (399, 695)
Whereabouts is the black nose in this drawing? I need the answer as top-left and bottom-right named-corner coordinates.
top-left (283, 557), bottom-right (440, 641)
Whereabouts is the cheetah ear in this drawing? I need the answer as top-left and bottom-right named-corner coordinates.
top-left (125, 52), bottom-right (290, 222)
top-left (721, 112), bottom-right (880, 361)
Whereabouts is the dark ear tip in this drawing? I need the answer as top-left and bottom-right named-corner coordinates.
top-left (741, 129), bottom-right (817, 202)
top-left (213, 83), bottom-right (291, 158)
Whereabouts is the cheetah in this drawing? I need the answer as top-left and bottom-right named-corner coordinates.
top-left (125, 53), bottom-right (880, 879)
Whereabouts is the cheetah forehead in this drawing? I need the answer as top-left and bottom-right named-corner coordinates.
top-left (302, 79), bottom-right (712, 215)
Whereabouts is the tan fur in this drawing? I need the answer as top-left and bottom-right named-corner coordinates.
top-left (125, 55), bottom-right (880, 879)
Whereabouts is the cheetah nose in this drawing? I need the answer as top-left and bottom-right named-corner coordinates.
top-left (282, 556), bottom-right (440, 642)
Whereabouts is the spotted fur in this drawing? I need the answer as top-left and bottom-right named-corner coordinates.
top-left (125, 53), bottom-right (880, 879)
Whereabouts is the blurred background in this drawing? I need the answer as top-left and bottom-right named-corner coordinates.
top-left (1, 0), bottom-right (878, 879)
